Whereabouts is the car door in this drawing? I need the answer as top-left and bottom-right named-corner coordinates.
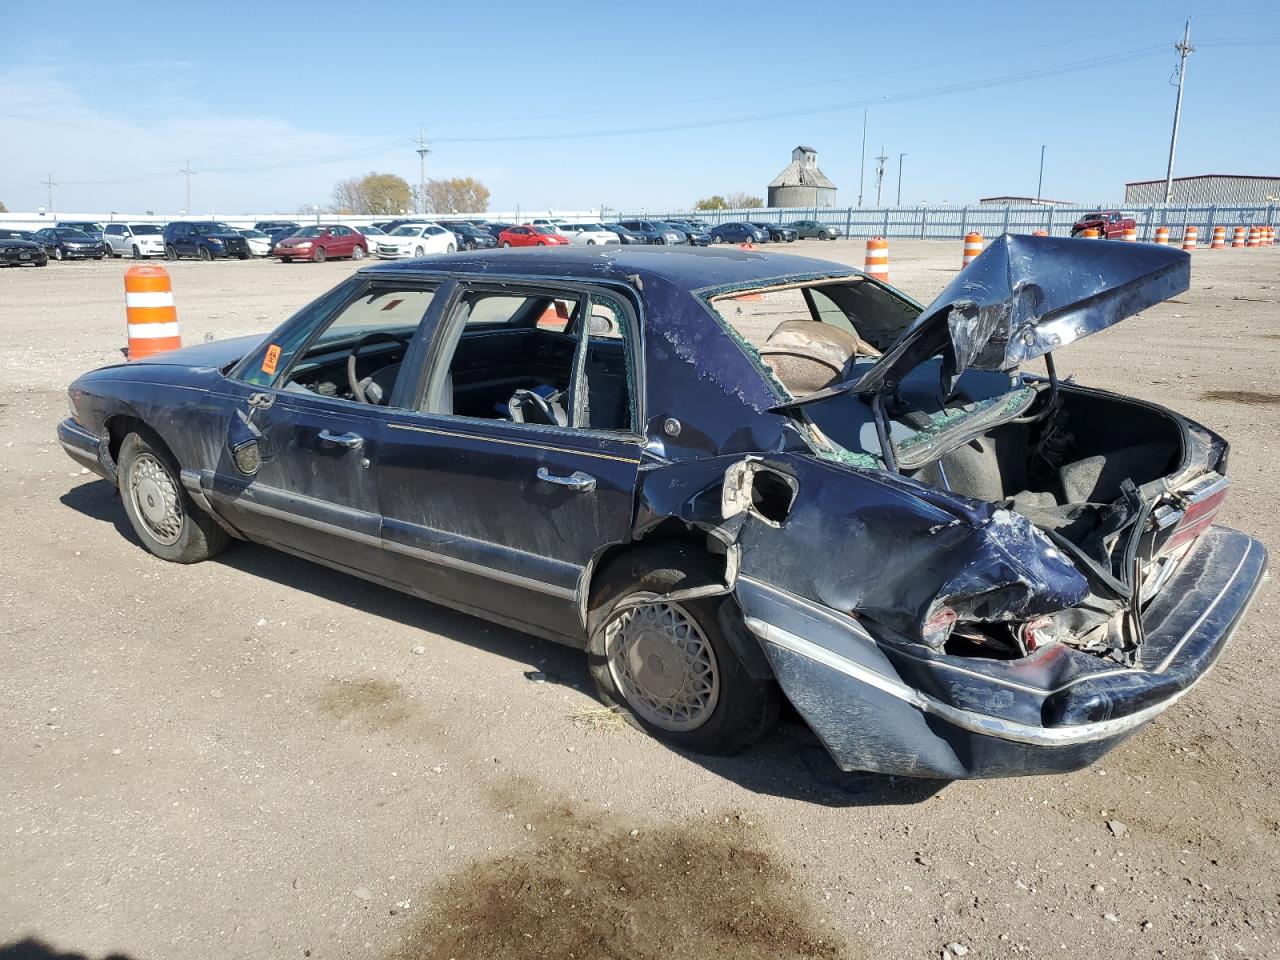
top-left (204, 276), bottom-right (441, 579)
top-left (374, 280), bottom-right (644, 640)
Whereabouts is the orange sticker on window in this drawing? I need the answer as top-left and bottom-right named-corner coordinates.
top-left (262, 344), bottom-right (282, 375)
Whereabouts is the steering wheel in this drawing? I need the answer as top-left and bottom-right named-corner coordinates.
top-left (347, 331), bottom-right (411, 404)
top-left (509, 388), bottom-right (563, 426)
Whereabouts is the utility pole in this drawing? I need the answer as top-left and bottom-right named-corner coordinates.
top-left (42, 173), bottom-right (58, 216)
top-left (874, 147), bottom-right (888, 206)
top-left (178, 159), bottom-right (196, 213)
top-left (416, 126), bottom-right (431, 215)
top-left (1164, 19), bottom-right (1194, 203)
top-left (896, 153), bottom-right (906, 206)
top-left (1036, 145), bottom-right (1046, 201)
top-left (857, 108), bottom-right (868, 208)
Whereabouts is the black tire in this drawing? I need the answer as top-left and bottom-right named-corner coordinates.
top-left (586, 544), bottom-right (779, 756)
top-left (105, 245), bottom-right (116, 259)
top-left (132, 245), bottom-right (142, 259)
top-left (94, 255), bottom-right (103, 260)
top-left (414, 246), bottom-right (424, 257)
top-left (711, 235), bottom-right (722, 244)
top-left (464, 240), bottom-right (475, 251)
top-left (237, 252), bottom-right (250, 260)
top-left (54, 247), bottom-right (65, 261)
top-left (352, 245), bottom-right (366, 260)
top-left (502, 241), bottom-right (511, 248)
top-left (165, 245), bottom-right (178, 261)
top-left (198, 245), bottom-right (212, 261)
top-left (446, 243), bottom-right (456, 253)
top-left (535, 241), bottom-right (545, 246)
top-left (313, 246), bottom-right (327, 263)
top-left (116, 428), bottom-right (230, 564)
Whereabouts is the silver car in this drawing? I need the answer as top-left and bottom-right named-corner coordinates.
top-left (103, 223), bottom-right (166, 259)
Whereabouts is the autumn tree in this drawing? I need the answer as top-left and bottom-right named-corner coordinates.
top-left (0, 200), bottom-right (8, 212)
top-left (725, 191), bottom-right (764, 209)
top-left (329, 172), bottom-right (413, 215)
top-left (424, 177), bottom-right (490, 214)
top-left (694, 195), bottom-right (728, 210)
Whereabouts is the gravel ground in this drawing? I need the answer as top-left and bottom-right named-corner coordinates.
top-left (1, 240), bottom-right (1277, 960)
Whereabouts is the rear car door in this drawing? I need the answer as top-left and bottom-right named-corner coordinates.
top-left (205, 277), bottom-right (440, 578)
top-left (374, 281), bottom-right (644, 640)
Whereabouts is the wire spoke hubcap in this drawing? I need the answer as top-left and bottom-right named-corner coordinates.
top-left (129, 453), bottom-right (183, 545)
top-left (605, 600), bottom-right (720, 731)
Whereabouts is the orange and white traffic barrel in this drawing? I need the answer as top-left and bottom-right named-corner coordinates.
top-left (1122, 225), bottom-right (1137, 242)
top-left (125, 265), bottom-right (181, 360)
top-left (1080, 228), bottom-right (1100, 238)
top-left (1181, 226), bottom-right (1198, 251)
top-left (1247, 226), bottom-right (1260, 248)
top-left (1266, 226), bottom-right (1275, 247)
top-left (1211, 226), bottom-right (1226, 249)
top-left (1153, 226), bottom-right (1169, 245)
top-left (961, 231), bottom-right (983, 268)
top-left (864, 237), bottom-right (889, 282)
top-left (1232, 226), bottom-right (1247, 247)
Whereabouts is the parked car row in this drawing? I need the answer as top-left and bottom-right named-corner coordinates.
top-left (3, 215), bottom-right (847, 270)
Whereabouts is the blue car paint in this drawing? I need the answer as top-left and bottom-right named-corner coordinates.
top-left (59, 244), bottom-right (1267, 778)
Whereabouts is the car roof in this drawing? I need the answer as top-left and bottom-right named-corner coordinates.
top-left (359, 245), bottom-right (858, 291)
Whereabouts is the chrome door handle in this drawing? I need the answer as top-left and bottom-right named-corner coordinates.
top-left (318, 429), bottom-right (364, 450)
top-left (536, 466), bottom-right (596, 492)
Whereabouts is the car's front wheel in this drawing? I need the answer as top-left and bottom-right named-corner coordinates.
top-left (414, 246), bottom-right (424, 257)
top-left (502, 241), bottom-right (511, 248)
top-left (164, 245), bottom-right (178, 261)
top-left (198, 245), bottom-right (212, 261)
top-left (446, 243), bottom-right (455, 253)
top-left (54, 247), bottom-right (65, 261)
top-left (313, 246), bottom-right (327, 263)
top-left (132, 245), bottom-right (142, 259)
top-left (116, 429), bottom-right (230, 564)
top-left (586, 545), bottom-right (779, 756)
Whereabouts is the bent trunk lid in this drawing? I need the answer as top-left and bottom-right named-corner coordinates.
top-left (774, 233), bottom-right (1190, 411)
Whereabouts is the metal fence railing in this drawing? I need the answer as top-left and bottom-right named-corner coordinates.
top-left (616, 204), bottom-right (1279, 241)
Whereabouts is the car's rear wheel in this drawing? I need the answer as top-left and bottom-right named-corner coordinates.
top-left (502, 241), bottom-right (511, 248)
top-left (313, 246), bottom-right (327, 263)
top-left (198, 245), bottom-right (212, 261)
top-left (535, 241), bottom-right (545, 246)
top-left (711, 235), bottom-right (722, 244)
top-left (352, 245), bottom-right (365, 260)
top-left (586, 545), bottom-right (779, 756)
top-left (116, 429), bottom-right (230, 564)
top-left (464, 240), bottom-right (475, 251)
top-left (164, 245), bottom-right (178, 261)
top-left (414, 246), bottom-right (424, 257)
top-left (446, 243), bottom-right (455, 253)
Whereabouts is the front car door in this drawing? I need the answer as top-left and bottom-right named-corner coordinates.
top-left (204, 276), bottom-right (440, 579)
top-left (375, 279), bottom-right (644, 641)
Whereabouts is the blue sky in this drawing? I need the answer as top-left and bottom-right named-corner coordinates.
top-left (1, 1), bottom-right (1276, 214)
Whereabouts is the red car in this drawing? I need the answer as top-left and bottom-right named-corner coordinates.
top-left (1070, 211), bottom-right (1136, 239)
top-left (497, 225), bottom-right (570, 248)
top-left (274, 224), bottom-right (368, 262)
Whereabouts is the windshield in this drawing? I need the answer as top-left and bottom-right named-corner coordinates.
top-left (55, 229), bottom-right (91, 239)
top-left (193, 223), bottom-right (234, 235)
top-left (391, 226), bottom-right (421, 236)
top-left (130, 225), bottom-right (162, 235)
top-left (239, 229), bottom-right (267, 238)
top-left (359, 226), bottom-right (384, 234)
top-left (297, 226), bottom-right (329, 237)
top-left (532, 226), bottom-right (558, 235)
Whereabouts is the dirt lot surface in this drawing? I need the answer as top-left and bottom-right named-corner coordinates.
top-left (2, 240), bottom-right (1277, 960)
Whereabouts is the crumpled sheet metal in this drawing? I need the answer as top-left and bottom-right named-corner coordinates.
top-left (931, 233), bottom-right (1190, 373)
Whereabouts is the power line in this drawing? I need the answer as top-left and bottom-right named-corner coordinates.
top-left (178, 159), bottom-right (196, 212)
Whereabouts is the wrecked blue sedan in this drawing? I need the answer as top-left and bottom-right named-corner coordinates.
top-left (58, 237), bottom-right (1266, 778)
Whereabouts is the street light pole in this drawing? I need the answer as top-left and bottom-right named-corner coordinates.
top-left (874, 147), bottom-right (888, 206)
top-left (178, 159), bottom-right (196, 213)
top-left (896, 153), bottom-right (906, 206)
top-left (1036, 145), bottom-right (1046, 201)
top-left (857, 108), bottom-right (868, 208)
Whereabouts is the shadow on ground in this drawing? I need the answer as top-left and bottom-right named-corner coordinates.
top-left (0, 939), bottom-right (138, 960)
top-left (60, 479), bottom-right (948, 808)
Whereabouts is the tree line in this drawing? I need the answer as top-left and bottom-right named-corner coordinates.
top-left (329, 173), bottom-right (491, 216)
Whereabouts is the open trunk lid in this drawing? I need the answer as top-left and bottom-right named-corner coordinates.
top-left (774, 233), bottom-right (1190, 410)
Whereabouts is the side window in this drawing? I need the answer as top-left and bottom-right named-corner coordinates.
top-left (423, 285), bottom-right (636, 433)
top-left (234, 282), bottom-right (436, 400)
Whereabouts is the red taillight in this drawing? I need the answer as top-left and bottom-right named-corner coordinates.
top-left (1165, 481), bottom-right (1228, 551)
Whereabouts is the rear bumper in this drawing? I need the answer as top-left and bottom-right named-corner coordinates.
top-left (742, 525), bottom-right (1267, 779)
